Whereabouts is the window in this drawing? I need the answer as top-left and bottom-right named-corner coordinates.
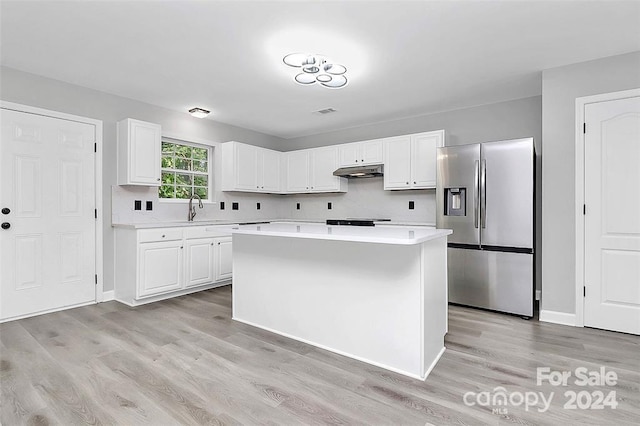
top-left (159, 139), bottom-right (211, 200)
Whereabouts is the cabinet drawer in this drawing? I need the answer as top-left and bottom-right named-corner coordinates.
top-left (183, 226), bottom-right (233, 239)
top-left (138, 228), bottom-right (183, 243)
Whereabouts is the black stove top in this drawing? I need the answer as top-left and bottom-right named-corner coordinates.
top-left (326, 219), bottom-right (391, 227)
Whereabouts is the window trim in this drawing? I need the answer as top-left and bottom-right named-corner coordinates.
top-left (158, 136), bottom-right (214, 203)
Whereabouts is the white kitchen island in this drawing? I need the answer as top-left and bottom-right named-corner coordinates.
top-left (231, 222), bottom-right (452, 380)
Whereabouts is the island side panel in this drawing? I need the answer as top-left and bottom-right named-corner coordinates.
top-left (421, 236), bottom-right (448, 378)
top-left (232, 234), bottom-right (424, 378)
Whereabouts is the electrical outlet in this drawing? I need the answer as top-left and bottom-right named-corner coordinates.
top-left (219, 201), bottom-right (225, 210)
top-left (146, 201), bottom-right (153, 211)
top-left (256, 202), bottom-right (261, 210)
top-left (134, 200), bottom-right (142, 210)
top-left (232, 202), bottom-right (239, 210)
top-left (296, 202), bottom-right (301, 210)
top-left (328, 202), bottom-right (332, 210)
top-left (409, 201), bottom-right (415, 210)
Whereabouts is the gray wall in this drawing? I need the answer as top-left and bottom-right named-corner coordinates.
top-left (0, 66), bottom-right (286, 292)
top-left (283, 96), bottom-right (543, 294)
top-left (541, 51), bottom-right (640, 315)
top-left (0, 65), bottom-right (544, 297)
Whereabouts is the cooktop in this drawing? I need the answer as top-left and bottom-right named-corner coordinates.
top-left (326, 219), bottom-right (391, 227)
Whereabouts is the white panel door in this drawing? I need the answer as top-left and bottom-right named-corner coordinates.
top-left (584, 95), bottom-right (640, 335)
top-left (184, 238), bottom-right (214, 288)
top-left (1, 109), bottom-right (96, 321)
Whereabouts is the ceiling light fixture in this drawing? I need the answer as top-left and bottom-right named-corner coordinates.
top-left (283, 53), bottom-right (348, 89)
top-left (188, 107), bottom-right (210, 118)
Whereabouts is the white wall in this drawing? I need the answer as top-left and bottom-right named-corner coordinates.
top-left (541, 51), bottom-right (640, 315)
top-left (1, 66), bottom-right (286, 292)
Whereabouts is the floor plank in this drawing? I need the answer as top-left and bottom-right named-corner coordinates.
top-left (2, 285), bottom-right (638, 425)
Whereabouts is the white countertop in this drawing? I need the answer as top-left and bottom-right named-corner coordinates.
top-left (231, 222), bottom-right (452, 245)
top-left (111, 219), bottom-right (436, 229)
top-left (112, 220), bottom-right (250, 229)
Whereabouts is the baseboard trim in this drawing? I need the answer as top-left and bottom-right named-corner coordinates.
top-left (101, 290), bottom-right (115, 302)
top-left (539, 310), bottom-right (577, 326)
top-left (0, 300), bottom-right (95, 323)
top-left (115, 281), bottom-right (231, 307)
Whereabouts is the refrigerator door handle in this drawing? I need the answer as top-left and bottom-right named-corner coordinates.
top-left (474, 160), bottom-right (479, 228)
top-left (480, 159), bottom-right (487, 228)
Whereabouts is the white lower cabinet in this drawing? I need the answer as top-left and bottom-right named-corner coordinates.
top-left (185, 238), bottom-right (215, 288)
top-left (115, 226), bottom-right (233, 306)
top-left (138, 240), bottom-right (184, 297)
top-left (215, 237), bottom-right (233, 281)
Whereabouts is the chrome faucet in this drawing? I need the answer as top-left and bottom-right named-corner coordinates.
top-left (188, 194), bottom-right (203, 221)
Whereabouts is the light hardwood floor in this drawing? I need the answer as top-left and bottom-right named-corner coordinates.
top-left (1, 285), bottom-right (638, 425)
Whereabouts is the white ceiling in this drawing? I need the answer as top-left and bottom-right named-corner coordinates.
top-left (1, 1), bottom-right (639, 139)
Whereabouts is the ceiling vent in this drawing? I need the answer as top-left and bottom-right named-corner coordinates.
top-left (314, 107), bottom-right (337, 115)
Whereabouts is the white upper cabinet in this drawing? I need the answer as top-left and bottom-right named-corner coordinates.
top-left (259, 148), bottom-right (281, 192)
top-left (411, 131), bottom-right (443, 188)
top-left (383, 130), bottom-right (445, 190)
top-left (233, 142), bottom-right (259, 191)
top-left (383, 135), bottom-right (412, 189)
top-left (338, 139), bottom-right (383, 167)
top-left (221, 141), bottom-right (280, 193)
top-left (310, 146), bottom-right (346, 192)
top-left (285, 147), bottom-right (347, 193)
top-left (117, 118), bottom-right (161, 186)
top-left (285, 150), bottom-right (310, 192)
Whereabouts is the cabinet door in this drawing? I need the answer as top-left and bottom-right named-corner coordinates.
top-left (411, 131), bottom-right (444, 188)
top-left (235, 143), bottom-right (259, 191)
top-left (286, 150), bottom-right (310, 192)
top-left (121, 119), bottom-right (161, 185)
top-left (184, 238), bottom-right (215, 288)
top-left (383, 136), bottom-right (412, 189)
top-left (361, 140), bottom-right (383, 165)
top-left (138, 240), bottom-right (183, 297)
top-left (214, 237), bottom-right (233, 281)
top-left (338, 143), bottom-right (360, 167)
top-left (310, 147), bottom-right (340, 192)
top-left (260, 149), bottom-right (281, 192)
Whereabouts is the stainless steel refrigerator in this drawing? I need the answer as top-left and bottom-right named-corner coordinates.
top-left (436, 138), bottom-right (535, 317)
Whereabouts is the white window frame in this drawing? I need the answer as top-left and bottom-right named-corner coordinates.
top-left (158, 136), bottom-right (214, 203)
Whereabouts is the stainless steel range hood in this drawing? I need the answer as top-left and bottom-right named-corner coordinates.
top-left (333, 164), bottom-right (383, 178)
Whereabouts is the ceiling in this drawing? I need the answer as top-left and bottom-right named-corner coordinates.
top-left (1, 1), bottom-right (639, 139)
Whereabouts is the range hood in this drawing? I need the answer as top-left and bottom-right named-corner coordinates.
top-left (333, 164), bottom-right (383, 178)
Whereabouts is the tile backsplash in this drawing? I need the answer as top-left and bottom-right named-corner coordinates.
top-left (111, 185), bottom-right (282, 224)
top-left (111, 178), bottom-right (436, 225)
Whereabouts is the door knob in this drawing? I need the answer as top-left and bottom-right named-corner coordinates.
top-left (1, 208), bottom-right (9, 215)
top-left (1, 222), bottom-right (10, 230)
